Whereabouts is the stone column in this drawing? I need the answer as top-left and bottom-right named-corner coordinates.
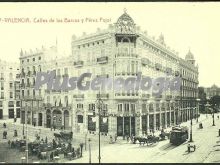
top-left (165, 111), bottom-right (167, 129)
top-left (169, 107), bottom-right (172, 126)
top-left (146, 114), bottom-right (149, 135)
top-left (153, 113), bottom-right (156, 132)
top-left (51, 111), bottom-right (53, 128)
top-left (84, 109), bottom-right (88, 133)
top-left (159, 106), bottom-right (162, 130)
top-left (36, 113), bottom-right (39, 126)
top-left (173, 110), bottom-right (176, 126)
top-left (62, 111), bottom-right (64, 128)
top-left (139, 114), bottom-right (142, 136)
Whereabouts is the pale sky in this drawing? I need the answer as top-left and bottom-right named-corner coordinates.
top-left (0, 2), bottom-right (219, 88)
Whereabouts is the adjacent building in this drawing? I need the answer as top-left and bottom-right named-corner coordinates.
top-left (204, 84), bottom-right (220, 99)
top-left (0, 60), bottom-right (20, 119)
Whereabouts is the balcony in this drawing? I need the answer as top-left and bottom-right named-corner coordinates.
top-left (165, 67), bottom-right (172, 75)
top-left (16, 74), bottom-right (20, 79)
top-left (175, 96), bottom-right (181, 100)
top-left (96, 74), bottom-right (109, 78)
top-left (27, 71), bottom-right (31, 77)
top-left (52, 89), bottom-right (61, 93)
top-left (175, 71), bottom-right (180, 76)
top-left (166, 95), bottom-right (172, 100)
top-left (97, 56), bottom-right (108, 64)
top-left (43, 103), bottom-right (52, 107)
top-left (116, 53), bottom-right (138, 58)
top-left (73, 94), bottom-right (84, 100)
top-left (0, 77), bottom-right (4, 80)
top-left (141, 58), bottom-right (150, 66)
top-left (142, 94), bottom-right (150, 99)
top-left (96, 93), bottom-right (109, 99)
top-left (155, 63), bottom-right (162, 71)
top-left (115, 92), bottom-right (139, 100)
top-left (74, 61), bottom-right (84, 67)
top-left (154, 94), bottom-right (162, 99)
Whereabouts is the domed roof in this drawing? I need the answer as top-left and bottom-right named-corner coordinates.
top-left (185, 49), bottom-right (194, 60)
top-left (211, 84), bottom-right (218, 89)
top-left (116, 8), bottom-right (135, 26)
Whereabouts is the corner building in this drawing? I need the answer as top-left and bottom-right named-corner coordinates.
top-left (71, 10), bottom-right (199, 136)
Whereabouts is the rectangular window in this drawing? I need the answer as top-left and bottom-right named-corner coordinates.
top-left (131, 104), bottom-right (135, 113)
top-left (10, 83), bottom-right (13, 89)
top-left (77, 103), bottom-right (83, 109)
top-left (10, 92), bottom-right (13, 98)
top-left (1, 82), bottom-right (4, 90)
top-left (8, 101), bottom-right (14, 107)
top-left (16, 101), bottom-right (20, 107)
top-left (118, 104), bottom-right (122, 112)
top-left (1, 92), bottom-right (4, 98)
top-left (77, 115), bottom-right (83, 123)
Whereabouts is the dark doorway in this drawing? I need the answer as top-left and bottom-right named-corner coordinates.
top-left (117, 116), bottom-right (135, 136)
top-left (64, 110), bottom-right (69, 130)
top-left (16, 108), bottom-right (20, 118)
top-left (8, 109), bottom-right (14, 119)
top-left (46, 109), bottom-right (51, 128)
top-left (0, 109), bottom-right (3, 119)
top-left (38, 113), bottom-right (42, 126)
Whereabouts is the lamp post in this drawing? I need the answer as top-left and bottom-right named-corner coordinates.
top-left (24, 102), bottom-right (28, 163)
top-left (88, 138), bottom-right (91, 164)
top-left (189, 114), bottom-right (193, 142)
top-left (196, 98), bottom-right (200, 123)
top-left (94, 91), bottom-right (107, 164)
top-left (212, 104), bottom-right (216, 126)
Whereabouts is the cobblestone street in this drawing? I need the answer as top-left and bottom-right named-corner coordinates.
top-left (67, 114), bottom-right (220, 163)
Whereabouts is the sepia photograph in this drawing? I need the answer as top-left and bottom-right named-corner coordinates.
top-left (0, 2), bottom-right (220, 163)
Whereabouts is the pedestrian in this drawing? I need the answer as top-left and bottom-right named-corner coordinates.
top-left (53, 125), bottom-right (56, 131)
top-left (80, 143), bottom-right (84, 157)
top-left (14, 130), bottom-right (18, 137)
top-left (3, 131), bottom-right (7, 139)
top-left (109, 135), bottom-right (113, 144)
top-left (127, 135), bottom-right (130, 143)
top-left (8, 140), bottom-right (11, 147)
top-left (217, 115), bottom-right (219, 120)
top-left (50, 152), bottom-right (54, 161)
top-left (3, 123), bottom-right (6, 128)
top-left (33, 122), bottom-right (36, 127)
top-left (114, 133), bottom-right (117, 142)
top-left (45, 136), bottom-right (48, 144)
top-left (70, 131), bottom-right (73, 139)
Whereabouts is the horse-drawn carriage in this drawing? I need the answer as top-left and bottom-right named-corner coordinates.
top-left (54, 131), bottom-right (73, 142)
top-left (133, 135), bottom-right (160, 146)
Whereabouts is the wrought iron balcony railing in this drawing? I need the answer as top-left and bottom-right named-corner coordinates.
top-left (97, 56), bottom-right (108, 64)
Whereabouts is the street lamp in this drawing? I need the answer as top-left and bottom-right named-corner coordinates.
top-left (93, 92), bottom-right (108, 164)
top-left (212, 104), bottom-right (216, 126)
top-left (196, 99), bottom-right (200, 123)
top-left (88, 138), bottom-right (91, 164)
top-left (189, 114), bottom-right (193, 142)
top-left (24, 102), bottom-right (28, 163)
